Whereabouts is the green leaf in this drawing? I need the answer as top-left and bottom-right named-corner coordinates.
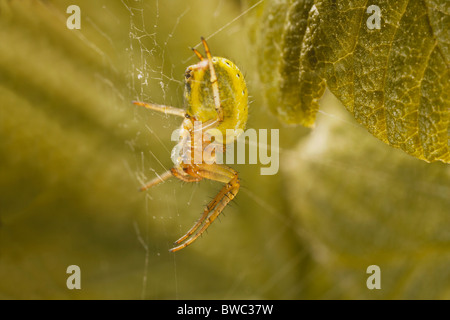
top-left (251, 0), bottom-right (450, 163)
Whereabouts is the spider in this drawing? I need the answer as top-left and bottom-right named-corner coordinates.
top-left (132, 37), bottom-right (248, 252)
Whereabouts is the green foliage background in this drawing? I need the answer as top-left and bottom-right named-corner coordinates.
top-left (0, 0), bottom-right (449, 299)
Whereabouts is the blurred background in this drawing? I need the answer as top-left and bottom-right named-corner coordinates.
top-left (0, 0), bottom-right (449, 299)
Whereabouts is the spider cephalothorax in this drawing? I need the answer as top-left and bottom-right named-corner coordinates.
top-left (132, 37), bottom-right (248, 252)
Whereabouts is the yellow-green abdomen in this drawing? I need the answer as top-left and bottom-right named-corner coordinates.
top-left (185, 57), bottom-right (248, 144)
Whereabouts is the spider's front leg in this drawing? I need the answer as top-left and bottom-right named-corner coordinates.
top-left (132, 101), bottom-right (186, 118)
top-left (169, 163), bottom-right (240, 252)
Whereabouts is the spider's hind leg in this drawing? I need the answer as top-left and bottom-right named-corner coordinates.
top-left (170, 163), bottom-right (239, 252)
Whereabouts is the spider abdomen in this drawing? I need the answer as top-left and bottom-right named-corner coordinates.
top-left (185, 57), bottom-right (248, 144)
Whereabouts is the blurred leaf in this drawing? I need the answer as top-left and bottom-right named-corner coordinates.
top-left (282, 91), bottom-right (450, 299)
top-left (250, 0), bottom-right (450, 163)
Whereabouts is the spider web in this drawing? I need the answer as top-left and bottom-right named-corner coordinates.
top-left (119, 0), bottom-right (308, 299)
top-left (70, 0), bottom-right (450, 299)
top-left (122, 0), bottom-right (319, 299)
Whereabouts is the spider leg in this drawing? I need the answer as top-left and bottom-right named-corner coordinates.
top-left (139, 170), bottom-right (173, 192)
top-left (170, 167), bottom-right (203, 183)
top-left (191, 47), bottom-right (204, 61)
top-left (200, 37), bottom-right (223, 122)
top-left (172, 179), bottom-right (229, 245)
top-left (140, 166), bottom-right (204, 192)
top-left (170, 164), bottom-right (239, 252)
top-left (132, 101), bottom-right (186, 118)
